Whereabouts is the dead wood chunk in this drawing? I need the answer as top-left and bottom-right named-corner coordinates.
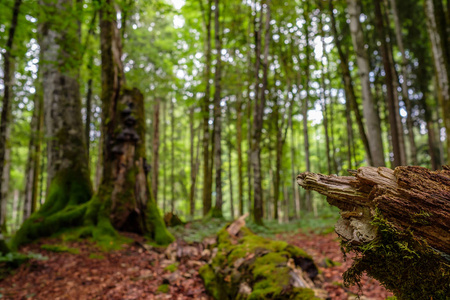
top-left (297, 165), bottom-right (450, 299)
top-left (226, 213), bottom-right (249, 237)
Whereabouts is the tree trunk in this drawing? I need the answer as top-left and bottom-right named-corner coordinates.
top-left (329, 0), bottom-right (372, 166)
top-left (227, 108), bottom-right (235, 220)
top-left (152, 98), bottom-right (160, 205)
top-left (388, 0), bottom-right (418, 165)
top-left (162, 101), bottom-right (167, 213)
top-left (424, 0), bottom-right (450, 162)
top-left (236, 93), bottom-right (244, 216)
top-left (189, 107), bottom-right (195, 218)
top-left (251, 0), bottom-right (271, 225)
top-left (212, 0), bottom-right (223, 218)
top-left (0, 0), bottom-right (22, 232)
top-left (170, 99), bottom-right (175, 214)
top-left (303, 3), bottom-right (312, 211)
top-left (23, 87), bottom-right (44, 221)
top-left (96, 0), bottom-right (172, 243)
top-left (289, 104), bottom-right (301, 218)
top-left (85, 56), bottom-right (94, 159)
top-left (346, 0), bottom-right (385, 167)
top-left (373, 0), bottom-right (403, 167)
top-left (201, 0), bottom-right (213, 216)
top-left (297, 166), bottom-right (450, 298)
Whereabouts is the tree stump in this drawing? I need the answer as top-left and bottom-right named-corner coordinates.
top-left (297, 166), bottom-right (450, 299)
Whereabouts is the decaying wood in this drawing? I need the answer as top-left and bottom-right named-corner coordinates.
top-left (297, 166), bottom-right (450, 254)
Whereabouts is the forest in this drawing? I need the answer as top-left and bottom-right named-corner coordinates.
top-left (0, 0), bottom-right (449, 299)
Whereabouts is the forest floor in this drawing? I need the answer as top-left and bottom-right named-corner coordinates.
top-left (0, 221), bottom-right (393, 300)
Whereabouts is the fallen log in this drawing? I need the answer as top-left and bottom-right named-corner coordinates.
top-left (199, 215), bottom-right (328, 299)
top-left (297, 165), bottom-right (450, 299)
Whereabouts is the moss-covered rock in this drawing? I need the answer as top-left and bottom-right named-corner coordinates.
top-left (199, 224), bottom-right (325, 300)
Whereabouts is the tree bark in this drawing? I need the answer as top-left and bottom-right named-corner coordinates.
top-left (236, 92), bottom-right (244, 216)
top-left (424, 0), bottom-right (450, 162)
top-left (0, 0), bottom-right (22, 232)
top-left (374, 0), bottom-right (403, 167)
top-left (302, 3), bottom-right (312, 211)
top-left (251, 0), bottom-right (271, 225)
top-left (170, 99), bottom-right (175, 214)
top-left (329, 0), bottom-right (372, 166)
top-left (388, 0), bottom-right (418, 165)
top-left (152, 98), bottom-right (160, 205)
top-left (24, 86), bottom-right (44, 221)
top-left (200, 0), bottom-right (213, 216)
top-left (297, 166), bottom-right (450, 298)
top-left (346, 0), bottom-right (385, 167)
top-left (212, 0), bottom-right (223, 218)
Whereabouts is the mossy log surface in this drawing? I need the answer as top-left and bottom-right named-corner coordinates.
top-left (199, 216), bottom-right (327, 300)
top-left (297, 165), bottom-right (450, 299)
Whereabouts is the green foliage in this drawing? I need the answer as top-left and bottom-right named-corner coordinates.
top-left (341, 212), bottom-right (450, 299)
top-left (157, 284), bottom-right (170, 293)
top-left (40, 244), bottom-right (79, 254)
top-left (88, 253), bottom-right (105, 260)
top-left (164, 262), bottom-right (178, 273)
top-left (169, 218), bottom-right (228, 243)
top-left (0, 251), bottom-right (47, 279)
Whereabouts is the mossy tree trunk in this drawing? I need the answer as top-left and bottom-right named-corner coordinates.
top-left (96, 0), bottom-right (172, 244)
top-left (297, 166), bottom-right (450, 298)
top-left (12, 0), bottom-right (93, 249)
top-left (12, 0), bottom-right (172, 249)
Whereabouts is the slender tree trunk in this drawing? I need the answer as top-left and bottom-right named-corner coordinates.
top-left (236, 94), bottom-right (244, 216)
top-left (212, 0), bottom-right (223, 217)
top-left (85, 55), bottom-right (94, 159)
top-left (170, 100), bottom-right (175, 214)
top-left (227, 108), bottom-right (235, 220)
top-left (346, 0), bottom-right (385, 167)
top-left (252, 0), bottom-right (271, 225)
top-left (189, 107), bottom-right (195, 218)
top-left (303, 3), bottom-right (312, 211)
top-left (274, 105), bottom-right (281, 220)
top-left (318, 8), bottom-right (332, 174)
top-left (201, 0), bottom-right (213, 216)
top-left (424, 0), bottom-right (450, 162)
top-left (152, 98), bottom-right (160, 205)
top-left (329, 0), bottom-right (372, 166)
top-left (389, 0), bottom-right (418, 165)
top-left (373, 0), bottom-right (403, 167)
top-left (162, 101), bottom-right (167, 213)
top-left (289, 103), bottom-right (301, 218)
top-left (345, 89), bottom-right (355, 170)
top-left (24, 86), bottom-right (43, 221)
top-left (0, 0), bottom-right (22, 232)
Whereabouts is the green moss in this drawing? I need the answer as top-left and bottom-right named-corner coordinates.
top-left (342, 211), bottom-right (450, 299)
top-left (146, 201), bottom-right (174, 245)
top-left (157, 284), bottom-right (170, 293)
top-left (40, 244), bottom-right (79, 254)
top-left (89, 253), bottom-right (105, 260)
top-left (11, 169), bottom-right (92, 250)
top-left (164, 263), bottom-right (178, 273)
top-left (201, 226), bottom-right (319, 300)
